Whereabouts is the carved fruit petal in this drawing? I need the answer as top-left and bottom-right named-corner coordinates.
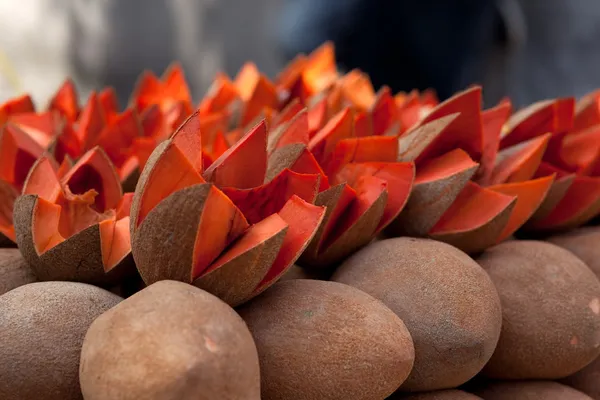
top-left (388, 149), bottom-right (478, 236)
top-left (308, 107), bottom-right (354, 163)
top-left (9, 111), bottom-right (57, 149)
top-left (488, 175), bottom-right (554, 242)
top-left (194, 213), bottom-right (288, 306)
top-left (477, 101), bottom-right (512, 184)
top-left (526, 176), bottom-right (600, 231)
top-left (429, 181), bottom-right (516, 254)
top-left (203, 119), bottom-right (267, 188)
top-left (417, 86), bottom-right (483, 159)
top-left (254, 196), bottom-right (326, 293)
top-left (267, 108), bottom-right (309, 153)
top-left (99, 216), bottom-right (131, 271)
top-left (222, 169), bottom-right (320, 224)
top-left (325, 136), bottom-right (399, 178)
top-left (336, 161), bottom-right (415, 233)
top-left (23, 156), bottom-right (62, 202)
top-left (48, 79), bottom-right (79, 122)
top-left (397, 114), bottom-right (460, 163)
top-left (77, 92), bottom-right (106, 151)
top-left (371, 87), bottom-right (397, 135)
top-left (489, 133), bottom-right (550, 185)
top-left (574, 90), bottom-right (600, 131)
top-left (171, 110), bottom-right (203, 172)
top-left (266, 144), bottom-right (330, 191)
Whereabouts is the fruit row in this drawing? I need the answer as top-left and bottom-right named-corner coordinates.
top-left (1, 41), bottom-right (600, 398)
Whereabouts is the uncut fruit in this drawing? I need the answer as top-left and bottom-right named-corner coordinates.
top-left (332, 237), bottom-right (502, 392)
top-left (0, 281), bottom-right (122, 400)
top-left (477, 240), bottom-right (600, 379)
top-left (390, 389), bottom-right (482, 399)
top-left (547, 226), bottom-right (600, 277)
top-left (471, 380), bottom-right (593, 400)
top-left (561, 356), bottom-right (600, 399)
top-left (0, 248), bottom-right (36, 295)
top-left (14, 147), bottom-right (135, 286)
top-left (79, 280), bottom-right (260, 400)
top-left (238, 279), bottom-right (415, 400)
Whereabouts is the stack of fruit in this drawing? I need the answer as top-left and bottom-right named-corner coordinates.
top-left (2, 42), bottom-right (600, 399)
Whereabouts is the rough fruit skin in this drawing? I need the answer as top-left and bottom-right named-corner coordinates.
top-left (237, 279), bottom-right (415, 400)
top-left (471, 380), bottom-right (593, 400)
top-left (0, 248), bottom-right (36, 295)
top-left (390, 389), bottom-right (482, 399)
top-left (477, 240), bottom-right (600, 379)
top-left (79, 280), bottom-right (260, 400)
top-left (561, 356), bottom-right (600, 399)
top-left (547, 226), bottom-right (600, 277)
top-left (0, 281), bottom-right (122, 400)
top-left (332, 237), bottom-right (502, 392)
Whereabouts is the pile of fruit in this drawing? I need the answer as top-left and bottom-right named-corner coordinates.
top-left (2, 42), bottom-right (600, 399)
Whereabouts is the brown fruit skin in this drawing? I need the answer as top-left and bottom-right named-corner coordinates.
top-left (0, 281), bottom-right (122, 400)
top-left (471, 380), bottom-right (593, 400)
top-left (79, 280), bottom-right (260, 400)
top-left (0, 248), bottom-right (36, 295)
top-left (477, 240), bottom-right (600, 379)
top-left (390, 389), bottom-right (482, 399)
top-left (332, 237), bottom-right (502, 392)
top-left (547, 226), bottom-right (600, 277)
top-left (237, 279), bottom-right (415, 400)
top-left (561, 355), bottom-right (600, 398)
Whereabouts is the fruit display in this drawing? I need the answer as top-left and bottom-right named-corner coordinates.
top-left (2, 41), bottom-right (600, 399)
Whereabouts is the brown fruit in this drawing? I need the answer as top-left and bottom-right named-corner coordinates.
top-left (471, 380), bottom-right (593, 400)
top-left (79, 280), bottom-right (260, 400)
top-left (0, 281), bottom-right (122, 400)
top-left (390, 389), bottom-right (482, 399)
top-left (238, 279), bottom-right (415, 400)
top-left (547, 226), bottom-right (600, 277)
top-left (0, 248), bottom-right (36, 295)
top-left (561, 356), bottom-right (600, 399)
top-left (477, 240), bottom-right (600, 379)
top-left (332, 237), bottom-right (502, 391)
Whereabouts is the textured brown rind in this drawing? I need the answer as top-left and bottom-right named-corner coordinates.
top-left (397, 114), bottom-right (460, 162)
top-left (477, 240), bottom-right (600, 379)
top-left (0, 281), bottom-right (122, 400)
top-left (429, 198), bottom-right (516, 254)
top-left (238, 279), bottom-right (415, 400)
top-left (472, 380), bottom-right (593, 400)
top-left (547, 226), bottom-right (600, 278)
top-left (79, 280), bottom-right (260, 400)
top-left (561, 356), bottom-right (600, 399)
top-left (299, 184), bottom-right (387, 267)
top-left (387, 165), bottom-right (477, 237)
top-left (389, 389), bottom-right (482, 399)
top-left (14, 195), bottom-right (134, 287)
top-left (265, 143), bottom-right (304, 182)
top-left (0, 248), bottom-right (36, 295)
top-left (132, 184), bottom-right (210, 285)
top-left (332, 238), bottom-right (502, 392)
top-left (193, 227), bottom-right (286, 307)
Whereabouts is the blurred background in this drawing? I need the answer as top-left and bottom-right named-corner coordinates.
top-left (1, 0), bottom-right (600, 109)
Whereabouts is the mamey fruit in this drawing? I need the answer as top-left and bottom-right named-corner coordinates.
top-left (0, 248), bottom-right (36, 295)
top-left (0, 281), bottom-right (122, 400)
top-left (477, 240), bottom-right (600, 379)
top-left (130, 112), bottom-right (326, 306)
top-left (14, 147), bottom-right (135, 286)
top-left (332, 237), bottom-right (502, 391)
top-left (547, 226), bottom-right (600, 277)
top-left (238, 279), bottom-right (415, 400)
top-left (471, 380), bottom-right (593, 400)
top-left (79, 280), bottom-right (260, 400)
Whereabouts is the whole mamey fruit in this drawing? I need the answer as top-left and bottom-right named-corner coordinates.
top-left (332, 237), bottom-right (502, 391)
top-left (0, 281), bottom-right (122, 400)
top-left (477, 240), bottom-right (600, 379)
top-left (471, 380), bottom-right (593, 399)
top-left (391, 389), bottom-right (482, 399)
top-left (79, 280), bottom-right (260, 400)
top-left (547, 226), bottom-right (600, 277)
top-left (0, 248), bottom-right (36, 295)
top-left (238, 279), bottom-right (415, 400)
top-left (561, 356), bottom-right (600, 398)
